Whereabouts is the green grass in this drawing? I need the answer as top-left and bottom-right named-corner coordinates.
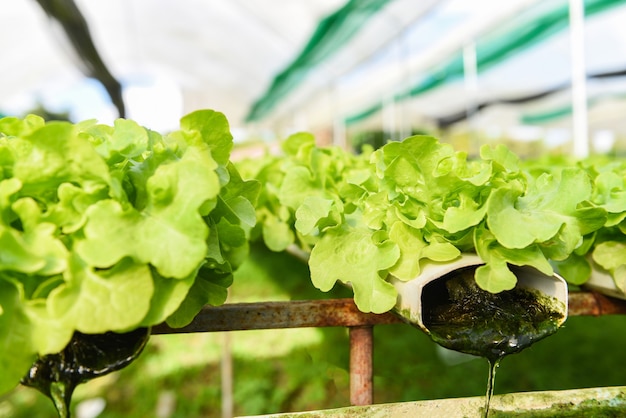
top-left (2, 243), bottom-right (626, 417)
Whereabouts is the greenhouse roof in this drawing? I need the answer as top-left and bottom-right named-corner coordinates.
top-left (4, 0), bottom-right (626, 139)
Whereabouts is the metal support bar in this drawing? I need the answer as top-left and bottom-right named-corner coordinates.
top-left (568, 291), bottom-right (626, 316)
top-left (150, 292), bottom-right (626, 408)
top-left (151, 299), bottom-right (399, 334)
top-left (569, 0), bottom-right (589, 158)
top-left (152, 292), bottom-right (626, 335)
top-left (349, 326), bottom-right (373, 406)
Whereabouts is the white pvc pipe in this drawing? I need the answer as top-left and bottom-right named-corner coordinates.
top-left (463, 40), bottom-right (479, 151)
top-left (332, 84), bottom-right (348, 149)
top-left (389, 254), bottom-right (568, 333)
top-left (221, 291), bottom-right (233, 418)
top-left (463, 41), bottom-right (478, 104)
top-left (569, 0), bottom-right (589, 158)
top-left (382, 95), bottom-right (397, 142)
top-left (221, 331), bottom-right (233, 418)
top-left (333, 116), bottom-right (347, 149)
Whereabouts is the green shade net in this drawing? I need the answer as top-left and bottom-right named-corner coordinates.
top-left (345, 0), bottom-right (626, 125)
top-left (521, 93), bottom-right (626, 124)
top-left (245, 0), bottom-right (392, 123)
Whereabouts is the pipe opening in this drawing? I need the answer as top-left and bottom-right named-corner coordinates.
top-left (420, 265), bottom-right (567, 361)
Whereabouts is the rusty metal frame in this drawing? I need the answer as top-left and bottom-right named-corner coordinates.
top-left (151, 292), bottom-right (626, 406)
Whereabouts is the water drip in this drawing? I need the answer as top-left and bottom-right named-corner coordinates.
top-left (390, 255), bottom-right (568, 417)
top-left (421, 266), bottom-right (566, 417)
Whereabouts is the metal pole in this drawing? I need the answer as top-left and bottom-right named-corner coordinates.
top-left (151, 294), bottom-right (626, 335)
top-left (349, 325), bottom-right (374, 406)
top-left (569, 0), bottom-right (589, 158)
top-left (152, 299), bottom-right (400, 334)
top-left (383, 95), bottom-right (397, 142)
top-left (463, 40), bottom-right (479, 153)
top-left (221, 332), bottom-right (233, 418)
top-left (568, 291), bottom-right (626, 316)
top-left (221, 290), bottom-right (234, 418)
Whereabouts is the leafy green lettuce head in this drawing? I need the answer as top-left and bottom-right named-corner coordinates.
top-left (0, 110), bottom-right (258, 395)
top-left (247, 133), bottom-right (610, 313)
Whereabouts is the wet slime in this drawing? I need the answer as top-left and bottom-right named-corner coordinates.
top-left (422, 267), bottom-right (565, 417)
top-left (21, 328), bottom-right (150, 418)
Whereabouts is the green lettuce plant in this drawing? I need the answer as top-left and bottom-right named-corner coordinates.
top-left (0, 110), bottom-right (259, 395)
top-left (241, 133), bottom-right (613, 314)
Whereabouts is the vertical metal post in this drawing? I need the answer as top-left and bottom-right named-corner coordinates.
top-left (221, 291), bottom-right (234, 418)
top-left (221, 332), bottom-right (233, 418)
top-left (332, 84), bottom-right (348, 149)
top-left (569, 0), bottom-right (589, 158)
top-left (349, 325), bottom-right (373, 406)
top-left (463, 40), bottom-right (479, 153)
top-left (334, 115), bottom-right (347, 150)
top-left (382, 95), bottom-right (397, 142)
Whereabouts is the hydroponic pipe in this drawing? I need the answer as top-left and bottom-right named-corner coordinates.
top-left (390, 254), bottom-right (569, 335)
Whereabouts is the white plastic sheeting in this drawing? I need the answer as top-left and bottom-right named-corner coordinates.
top-left (3, 0), bottom-right (626, 145)
top-left (3, 0), bottom-right (345, 133)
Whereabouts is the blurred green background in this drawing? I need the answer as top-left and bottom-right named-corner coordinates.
top-left (2, 243), bottom-right (626, 417)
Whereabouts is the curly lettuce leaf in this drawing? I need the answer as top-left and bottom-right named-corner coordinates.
top-left (85, 118), bottom-right (150, 163)
top-left (295, 196), bottom-right (337, 235)
top-left (76, 143), bottom-right (220, 278)
top-left (0, 110), bottom-right (252, 395)
top-left (442, 191), bottom-right (488, 233)
top-left (308, 224), bottom-right (400, 313)
top-left (11, 122), bottom-right (111, 195)
top-left (180, 110), bottom-right (234, 166)
top-left (487, 168), bottom-right (606, 258)
top-left (166, 264), bottom-right (233, 328)
top-left (590, 169), bottom-right (626, 226)
top-left (48, 256), bottom-right (154, 334)
top-left (552, 253), bottom-right (592, 285)
top-left (592, 240), bottom-right (626, 293)
top-left (473, 226), bottom-right (553, 292)
top-left (388, 221), bottom-right (460, 280)
top-left (0, 279), bottom-right (38, 395)
top-left (261, 212), bottom-right (294, 252)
